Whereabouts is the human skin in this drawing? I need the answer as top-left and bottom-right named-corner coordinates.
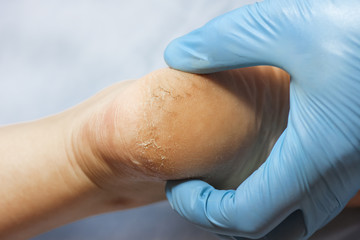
top-left (0, 66), bottom-right (357, 239)
top-left (76, 66), bottom-right (290, 191)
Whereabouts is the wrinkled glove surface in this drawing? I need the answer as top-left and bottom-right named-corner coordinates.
top-left (164, 0), bottom-right (360, 239)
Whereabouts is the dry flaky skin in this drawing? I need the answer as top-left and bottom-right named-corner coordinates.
top-left (81, 66), bottom-right (290, 190)
top-left (121, 68), bottom-right (289, 189)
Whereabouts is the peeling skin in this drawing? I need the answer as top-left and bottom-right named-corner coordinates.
top-left (134, 75), bottom-right (177, 174)
top-left (80, 67), bottom-right (290, 190)
top-left (109, 67), bottom-right (290, 189)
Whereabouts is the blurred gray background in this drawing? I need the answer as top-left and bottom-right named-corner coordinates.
top-left (0, 1), bottom-right (359, 239)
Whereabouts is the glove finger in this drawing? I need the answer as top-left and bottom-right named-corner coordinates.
top-left (166, 179), bottom-right (272, 238)
top-left (164, 1), bottom-right (285, 74)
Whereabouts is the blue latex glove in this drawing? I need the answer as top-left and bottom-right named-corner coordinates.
top-left (164, 0), bottom-right (360, 239)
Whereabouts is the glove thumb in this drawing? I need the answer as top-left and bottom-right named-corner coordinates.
top-left (164, 1), bottom-right (285, 73)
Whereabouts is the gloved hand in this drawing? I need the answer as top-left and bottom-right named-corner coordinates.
top-left (164, 0), bottom-right (360, 239)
